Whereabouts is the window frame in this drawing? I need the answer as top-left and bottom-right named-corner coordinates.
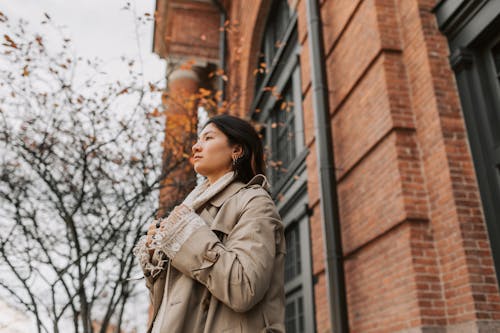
top-left (250, 5), bottom-right (315, 333)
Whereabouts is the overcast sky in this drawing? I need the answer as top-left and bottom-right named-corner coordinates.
top-left (0, 1), bottom-right (160, 331)
top-left (1, 0), bottom-right (166, 84)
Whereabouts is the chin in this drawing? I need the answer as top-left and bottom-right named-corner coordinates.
top-left (193, 164), bottom-right (206, 176)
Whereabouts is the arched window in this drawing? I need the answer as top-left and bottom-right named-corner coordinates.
top-left (255, 0), bottom-right (291, 91)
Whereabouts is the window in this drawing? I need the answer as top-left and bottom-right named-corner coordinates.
top-left (281, 208), bottom-right (314, 333)
top-left (261, 66), bottom-right (304, 187)
top-left (251, 1), bottom-right (315, 332)
top-left (255, 26), bottom-right (305, 187)
top-left (285, 291), bottom-right (305, 333)
top-left (270, 81), bottom-right (297, 182)
top-left (263, 0), bottom-right (290, 64)
top-left (255, 0), bottom-right (292, 91)
top-left (285, 223), bottom-right (302, 282)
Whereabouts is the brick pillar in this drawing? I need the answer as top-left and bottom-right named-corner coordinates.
top-left (158, 66), bottom-right (200, 217)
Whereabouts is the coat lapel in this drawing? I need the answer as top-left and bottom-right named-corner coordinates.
top-left (205, 174), bottom-right (270, 235)
top-left (196, 181), bottom-right (246, 236)
top-left (208, 174), bottom-right (269, 208)
top-left (208, 181), bottom-right (246, 208)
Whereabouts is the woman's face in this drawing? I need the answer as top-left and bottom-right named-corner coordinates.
top-left (192, 123), bottom-right (240, 183)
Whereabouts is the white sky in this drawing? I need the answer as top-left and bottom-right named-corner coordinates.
top-left (0, 1), bottom-right (161, 331)
top-left (0, 0), bottom-right (166, 84)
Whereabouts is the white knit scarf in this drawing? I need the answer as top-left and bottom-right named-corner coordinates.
top-left (182, 171), bottom-right (236, 213)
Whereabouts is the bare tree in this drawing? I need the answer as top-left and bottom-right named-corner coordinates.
top-left (0, 10), bottom-right (194, 333)
top-left (0, 8), bottom-right (296, 332)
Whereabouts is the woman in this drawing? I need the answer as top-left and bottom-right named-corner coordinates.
top-left (134, 114), bottom-right (286, 332)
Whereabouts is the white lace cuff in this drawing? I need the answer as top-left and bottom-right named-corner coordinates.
top-left (151, 207), bottom-right (207, 259)
top-left (133, 235), bottom-right (169, 279)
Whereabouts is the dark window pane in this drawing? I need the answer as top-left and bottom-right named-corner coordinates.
top-left (285, 292), bottom-right (305, 333)
top-left (298, 296), bottom-right (305, 332)
top-left (285, 224), bottom-right (301, 282)
top-left (285, 301), bottom-right (297, 333)
top-left (255, 0), bottom-right (291, 97)
top-left (256, 0), bottom-right (291, 91)
top-left (262, 0), bottom-right (291, 67)
top-left (270, 80), bottom-right (296, 182)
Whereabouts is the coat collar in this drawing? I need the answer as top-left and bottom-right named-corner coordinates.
top-left (208, 174), bottom-right (270, 208)
top-left (204, 174), bottom-right (270, 235)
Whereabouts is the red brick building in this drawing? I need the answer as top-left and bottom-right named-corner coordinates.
top-left (153, 0), bottom-right (500, 332)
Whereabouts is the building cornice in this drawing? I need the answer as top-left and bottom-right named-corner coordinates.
top-left (433, 0), bottom-right (500, 50)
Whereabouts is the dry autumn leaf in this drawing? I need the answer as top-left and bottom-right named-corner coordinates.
top-left (198, 88), bottom-right (212, 97)
top-left (35, 35), bottom-right (43, 47)
top-left (117, 88), bottom-right (129, 95)
top-left (150, 108), bottom-right (161, 117)
top-left (3, 34), bottom-right (17, 49)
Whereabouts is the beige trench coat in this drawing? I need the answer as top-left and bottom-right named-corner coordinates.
top-left (144, 175), bottom-right (286, 332)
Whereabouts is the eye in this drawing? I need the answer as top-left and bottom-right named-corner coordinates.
top-left (205, 136), bottom-right (213, 140)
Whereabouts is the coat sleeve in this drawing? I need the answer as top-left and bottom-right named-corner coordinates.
top-left (170, 192), bottom-right (284, 313)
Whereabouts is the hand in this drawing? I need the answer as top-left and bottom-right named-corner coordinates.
top-left (145, 219), bottom-right (162, 259)
top-left (146, 222), bottom-right (159, 247)
top-left (145, 204), bottom-right (190, 248)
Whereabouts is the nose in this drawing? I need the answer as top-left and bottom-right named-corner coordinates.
top-left (192, 140), bottom-right (201, 154)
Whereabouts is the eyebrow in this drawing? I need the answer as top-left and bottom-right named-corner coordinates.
top-left (198, 130), bottom-right (216, 139)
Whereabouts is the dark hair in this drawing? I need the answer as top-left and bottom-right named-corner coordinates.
top-left (204, 114), bottom-right (265, 183)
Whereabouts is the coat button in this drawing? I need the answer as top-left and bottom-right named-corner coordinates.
top-left (203, 250), bottom-right (219, 263)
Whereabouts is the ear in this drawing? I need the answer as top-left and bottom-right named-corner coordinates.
top-left (232, 144), bottom-right (243, 158)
